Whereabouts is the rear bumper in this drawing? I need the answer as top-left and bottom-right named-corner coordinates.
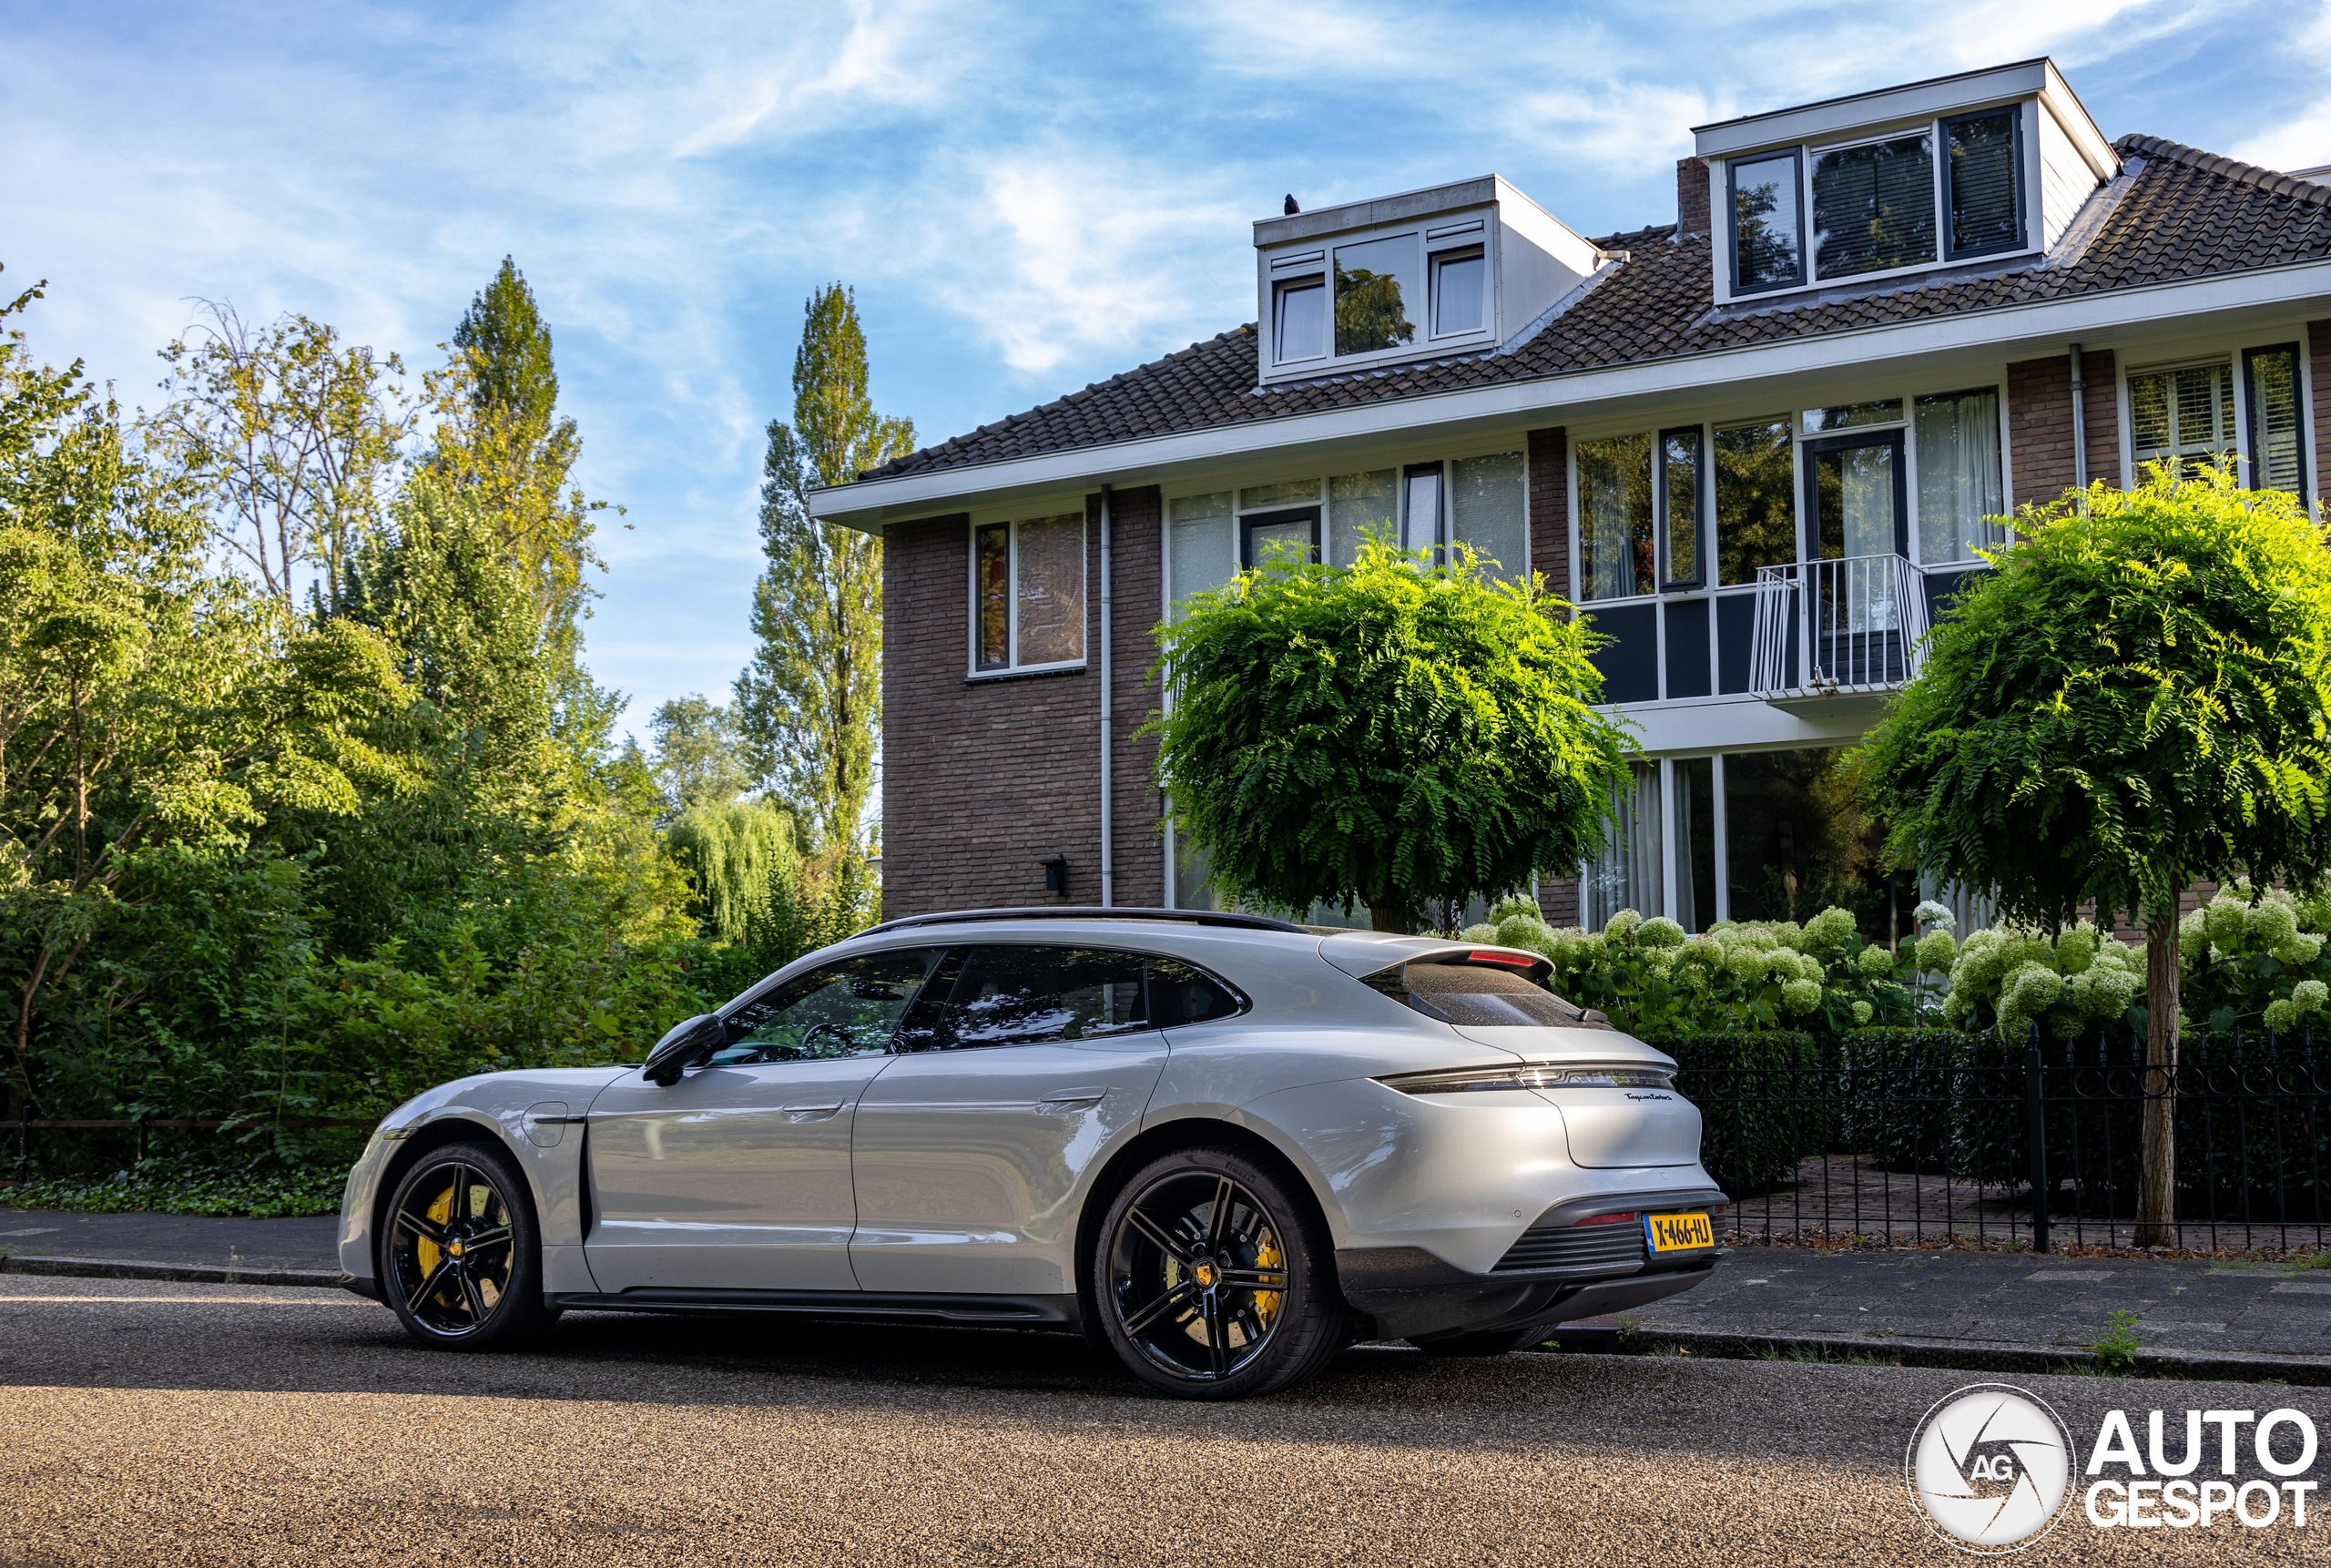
top-left (1336, 1186), bottom-right (1727, 1341)
top-left (1337, 1244), bottom-right (1720, 1341)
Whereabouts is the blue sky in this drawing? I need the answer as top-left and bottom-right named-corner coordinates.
top-left (8, 0), bottom-right (2330, 744)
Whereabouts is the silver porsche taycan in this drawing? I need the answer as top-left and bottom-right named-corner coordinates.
top-left (339, 907), bottom-right (1726, 1399)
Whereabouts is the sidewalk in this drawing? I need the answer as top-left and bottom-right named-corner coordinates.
top-left (0, 1205), bottom-right (341, 1284)
top-left (1606, 1244), bottom-right (2331, 1382)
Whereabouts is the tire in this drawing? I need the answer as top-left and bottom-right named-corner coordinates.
top-left (379, 1139), bottom-right (558, 1351)
top-left (1408, 1324), bottom-right (1554, 1357)
top-left (1092, 1145), bottom-right (1349, 1400)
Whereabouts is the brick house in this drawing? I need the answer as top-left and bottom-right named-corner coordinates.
top-left (810, 59), bottom-right (2331, 939)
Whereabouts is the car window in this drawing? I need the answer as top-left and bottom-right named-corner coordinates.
top-left (714, 947), bottom-right (946, 1064)
top-left (939, 946), bottom-right (1152, 1049)
top-left (1148, 955), bottom-right (1244, 1027)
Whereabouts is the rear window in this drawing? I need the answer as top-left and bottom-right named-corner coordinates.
top-left (1363, 959), bottom-right (1609, 1030)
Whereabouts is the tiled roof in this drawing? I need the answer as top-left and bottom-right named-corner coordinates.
top-left (865, 135), bottom-right (2331, 483)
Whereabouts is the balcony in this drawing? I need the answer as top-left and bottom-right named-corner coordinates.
top-left (1748, 554), bottom-right (1930, 712)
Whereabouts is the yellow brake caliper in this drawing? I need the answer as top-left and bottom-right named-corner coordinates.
top-left (416, 1182), bottom-right (454, 1289)
top-left (1253, 1232), bottom-right (1282, 1327)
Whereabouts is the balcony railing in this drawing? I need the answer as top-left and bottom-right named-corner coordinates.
top-left (1748, 553), bottom-right (1930, 701)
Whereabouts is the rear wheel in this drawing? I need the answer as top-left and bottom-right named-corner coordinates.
top-left (381, 1141), bottom-right (556, 1350)
top-left (1093, 1146), bottom-right (1347, 1400)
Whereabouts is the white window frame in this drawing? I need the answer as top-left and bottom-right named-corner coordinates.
top-left (1719, 100), bottom-right (2041, 304)
top-left (964, 513), bottom-right (1088, 679)
top-left (1260, 214), bottom-right (1501, 379)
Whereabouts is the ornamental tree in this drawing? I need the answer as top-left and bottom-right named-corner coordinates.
top-left (1857, 463), bottom-right (2331, 1243)
top-left (1148, 537), bottom-right (1632, 932)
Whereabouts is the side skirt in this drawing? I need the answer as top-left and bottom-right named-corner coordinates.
top-left (545, 1287), bottom-right (1083, 1330)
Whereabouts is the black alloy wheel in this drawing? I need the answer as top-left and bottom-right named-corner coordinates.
top-left (382, 1142), bottom-right (555, 1350)
top-left (1095, 1146), bottom-right (1348, 1399)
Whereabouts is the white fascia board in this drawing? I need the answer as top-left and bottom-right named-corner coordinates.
top-left (1694, 60), bottom-right (2052, 158)
top-left (809, 256), bottom-right (2331, 530)
top-left (2038, 60), bottom-right (2118, 181)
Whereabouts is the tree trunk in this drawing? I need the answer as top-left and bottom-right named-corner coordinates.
top-left (2138, 895), bottom-right (2181, 1247)
top-left (1368, 899), bottom-right (1408, 934)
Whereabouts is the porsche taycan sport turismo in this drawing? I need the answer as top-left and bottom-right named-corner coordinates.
top-left (339, 908), bottom-right (1727, 1399)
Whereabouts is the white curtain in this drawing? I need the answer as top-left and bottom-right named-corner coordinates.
top-left (1914, 390), bottom-right (2003, 565)
top-left (1583, 762), bottom-right (1663, 931)
top-left (1169, 493), bottom-right (1236, 615)
top-left (1452, 452), bottom-right (1528, 583)
top-left (1328, 470), bottom-right (1396, 566)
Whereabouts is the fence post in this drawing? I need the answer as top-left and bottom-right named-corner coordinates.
top-left (2025, 1025), bottom-right (2050, 1255)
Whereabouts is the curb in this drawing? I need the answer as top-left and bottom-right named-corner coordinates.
top-left (0, 1253), bottom-right (346, 1289)
top-left (1608, 1325), bottom-right (2331, 1386)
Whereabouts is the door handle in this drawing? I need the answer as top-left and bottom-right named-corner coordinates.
top-left (1037, 1088), bottom-right (1107, 1113)
top-left (782, 1103), bottom-right (846, 1123)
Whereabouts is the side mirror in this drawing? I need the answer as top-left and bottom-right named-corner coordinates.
top-left (643, 1013), bottom-right (726, 1086)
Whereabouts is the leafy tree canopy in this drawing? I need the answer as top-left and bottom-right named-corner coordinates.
top-left (1150, 538), bottom-right (1633, 932)
top-left (1858, 463), bottom-right (2331, 929)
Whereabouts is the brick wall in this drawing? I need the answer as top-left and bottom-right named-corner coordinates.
top-left (880, 492), bottom-right (1167, 920)
top-left (1101, 485), bottom-right (1167, 907)
top-left (2006, 348), bottom-right (2121, 504)
top-left (1675, 158), bottom-right (1710, 239)
top-left (1527, 424), bottom-right (1583, 925)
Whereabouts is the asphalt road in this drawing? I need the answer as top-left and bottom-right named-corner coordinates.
top-left (1, 1276), bottom-right (2325, 1566)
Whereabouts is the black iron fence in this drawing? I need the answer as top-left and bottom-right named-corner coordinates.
top-left (1671, 1028), bottom-right (2331, 1253)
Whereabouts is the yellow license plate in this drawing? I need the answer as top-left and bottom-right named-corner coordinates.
top-left (1645, 1212), bottom-right (1715, 1252)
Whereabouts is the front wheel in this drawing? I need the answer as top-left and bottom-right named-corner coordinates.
top-left (381, 1141), bottom-right (557, 1350)
top-left (1093, 1146), bottom-right (1348, 1400)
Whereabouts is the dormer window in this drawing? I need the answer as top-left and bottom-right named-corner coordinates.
top-left (1727, 104), bottom-right (2026, 297)
top-left (1254, 177), bottom-right (1603, 383)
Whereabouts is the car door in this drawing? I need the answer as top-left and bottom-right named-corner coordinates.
top-left (584, 945), bottom-right (945, 1294)
top-left (849, 944), bottom-right (1168, 1297)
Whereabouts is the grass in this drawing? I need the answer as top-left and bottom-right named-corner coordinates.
top-left (2087, 1308), bottom-right (2144, 1375)
top-left (2281, 1249), bottom-right (2331, 1273)
top-left (1, 1156), bottom-right (346, 1218)
top-left (1755, 1343), bottom-right (1895, 1367)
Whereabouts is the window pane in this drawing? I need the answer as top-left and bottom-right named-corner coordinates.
top-left (1661, 429), bottom-right (1703, 585)
top-left (943, 947), bottom-right (1151, 1048)
top-left (1274, 279), bottom-right (1326, 362)
top-left (1676, 758), bottom-right (1716, 934)
top-left (1583, 761), bottom-right (1662, 930)
top-left (1452, 451), bottom-right (1527, 582)
top-left (974, 523), bottom-right (1010, 669)
top-left (1731, 152), bottom-right (1801, 290)
top-left (1723, 747), bottom-right (1897, 944)
top-left (1328, 469), bottom-right (1396, 566)
top-left (1433, 247), bottom-right (1486, 335)
top-left (1802, 400), bottom-right (1902, 433)
top-left (1244, 514), bottom-right (1315, 566)
top-left (1812, 133), bottom-right (1937, 280)
top-left (1240, 479), bottom-right (1319, 511)
top-left (1402, 464), bottom-right (1443, 553)
top-left (1014, 514), bottom-right (1084, 666)
top-left (1947, 110), bottom-right (2021, 256)
top-left (1714, 419), bottom-right (1796, 586)
top-left (2130, 362), bottom-right (2237, 476)
top-left (1576, 435), bottom-right (1654, 601)
top-left (1812, 440), bottom-right (1898, 561)
top-left (1332, 233), bottom-right (1420, 355)
top-left (1913, 389), bottom-right (2003, 565)
top-left (2246, 346), bottom-right (2306, 495)
top-left (1169, 492), bottom-right (1235, 614)
top-left (721, 949), bottom-right (946, 1063)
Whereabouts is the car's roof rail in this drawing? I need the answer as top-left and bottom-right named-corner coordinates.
top-left (858, 905), bottom-right (1308, 937)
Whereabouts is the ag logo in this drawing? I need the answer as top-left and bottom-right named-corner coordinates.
top-left (1906, 1384), bottom-right (2077, 1553)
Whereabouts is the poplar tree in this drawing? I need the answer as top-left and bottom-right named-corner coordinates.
top-left (735, 284), bottom-right (913, 852)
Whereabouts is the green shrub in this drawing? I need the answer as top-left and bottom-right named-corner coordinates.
top-left (1665, 1032), bottom-right (1824, 1197)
